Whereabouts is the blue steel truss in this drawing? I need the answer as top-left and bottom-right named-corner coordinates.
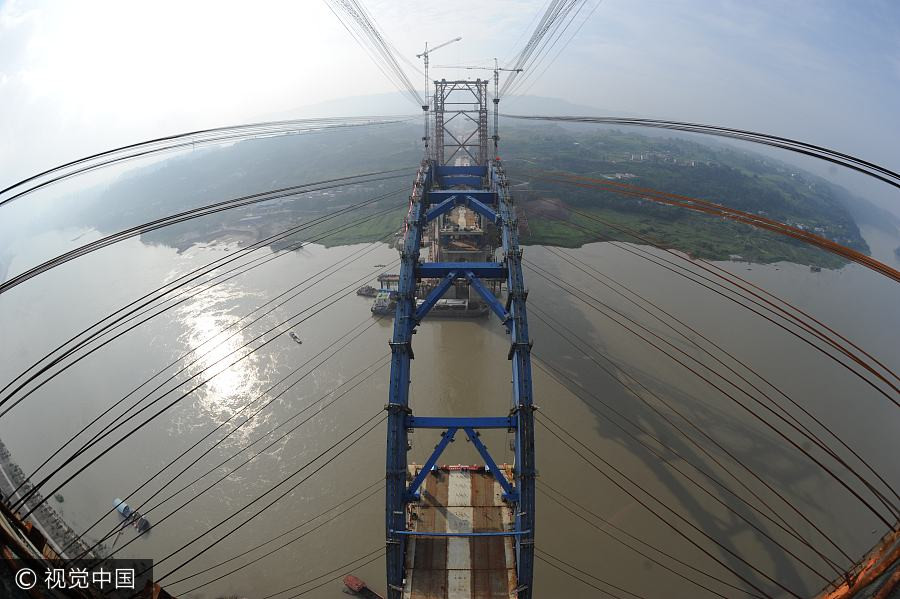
top-left (385, 160), bottom-right (535, 598)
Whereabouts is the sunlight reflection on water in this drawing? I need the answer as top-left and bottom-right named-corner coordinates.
top-left (172, 282), bottom-right (277, 444)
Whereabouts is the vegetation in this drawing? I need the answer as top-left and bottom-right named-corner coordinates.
top-left (502, 126), bottom-right (868, 267)
top-left (72, 123), bottom-right (870, 269)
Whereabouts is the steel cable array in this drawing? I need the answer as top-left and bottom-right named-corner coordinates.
top-left (500, 0), bottom-right (598, 98)
top-left (0, 167), bottom-right (412, 296)
top-left (12, 259), bottom-right (398, 518)
top-left (61, 315), bottom-right (389, 560)
top-left (537, 412), bottom-right (793, 598)
top-left (167, 480), bottom-right (382, 591)
top-left (537, 481), bottom-right (760, 598)
top-left (0, 187), bottom-right (408, 421)
top-left (530, 346), bottom-right (846, 581)
top-left (0, 116), bottom-right (415, 207)
top-left (325, 0), bottom-right (424, 107)
top-left (67, 348), bottom-right (390, 563)
top-left (3, 203), bottom-right (405, 502)
top-left (531, 244), bottom-right (900, 513)
top-left (503, 114), bottom-right (900, 191)
top-left (515, 192), bottom-right (900, 405)
top-left (535, 547), bottom-right (650, 599)
top-left (502, 0), bottom-right (602, 100)
top-left (511, 179), bottom-right (900, 390)
top-left (525, 259), bottom-right (897, 529)
top-left (528, 324), bottom-right (857, 569)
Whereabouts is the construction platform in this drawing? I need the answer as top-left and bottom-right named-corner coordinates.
top-left (403, 465), bottom-right (518, 599)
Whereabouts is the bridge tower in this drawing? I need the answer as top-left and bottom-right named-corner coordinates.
top-left (385, 78), bottom-right (536, 598)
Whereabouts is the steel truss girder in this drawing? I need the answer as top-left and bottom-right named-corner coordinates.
top-left (386, 162), bottom-right (535, 599)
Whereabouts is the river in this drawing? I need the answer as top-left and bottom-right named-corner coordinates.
top-left (0, 187), bottom-right (898, 598)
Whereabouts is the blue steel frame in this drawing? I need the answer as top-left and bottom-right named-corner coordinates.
top-left (385, 160), bottom-right (535, 598)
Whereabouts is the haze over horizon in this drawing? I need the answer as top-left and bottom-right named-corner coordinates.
top-left (2, 0), bottom-right (898, 205)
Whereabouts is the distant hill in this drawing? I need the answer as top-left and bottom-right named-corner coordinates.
top-left (49, 116), bottom-right (876, 269)
top-left (501, 125), bottom-right (870, 267)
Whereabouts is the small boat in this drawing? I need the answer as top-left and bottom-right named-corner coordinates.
top-left (810, 265), bottom-right (822, 272)
top-left (113, 498), bottom-right (151, 535)
top-left (343, 574), bottom-right (384, 599)
top-left (114, 498), bottom-right (132, 519)
top-left (371, 291), bottom-right (397, 316)
top-left (288, 331), bottom-right (302, 344)
top-left (356, 285), bottom-right (378, 298)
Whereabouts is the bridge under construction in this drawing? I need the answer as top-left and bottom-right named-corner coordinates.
top-left (0, 1), bottom-right (899, 598)
top-left (384, 77), bottom-right (535, 598)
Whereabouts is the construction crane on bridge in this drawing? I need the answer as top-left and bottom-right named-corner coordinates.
top-left (416, 36), bottom-right (462, 159)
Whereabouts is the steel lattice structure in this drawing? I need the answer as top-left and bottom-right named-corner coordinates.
top-left (385, 84), bottom-right (535, 594)
top-left (433, 79), bottom-right (490, 166)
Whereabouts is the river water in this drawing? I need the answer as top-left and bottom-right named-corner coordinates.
top-left (1, 187), bottom-right (898, 598)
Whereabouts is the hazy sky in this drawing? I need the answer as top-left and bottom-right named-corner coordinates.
top-left (1, 0), bottom-right (899, 190)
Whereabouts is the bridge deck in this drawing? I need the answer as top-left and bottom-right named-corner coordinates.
top-left (403, 465), bottom-right (518, 599)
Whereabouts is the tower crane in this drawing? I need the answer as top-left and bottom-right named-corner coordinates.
top-left (416, 36), bottom-right (462, 159)
top-left (435, 59), bottom-right (523, 159)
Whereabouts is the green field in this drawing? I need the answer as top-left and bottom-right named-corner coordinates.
top-left (520, 201), bottom-right (846, 268)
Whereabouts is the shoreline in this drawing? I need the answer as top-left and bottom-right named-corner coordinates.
top-left (0, 437), bottom-right (103, 559)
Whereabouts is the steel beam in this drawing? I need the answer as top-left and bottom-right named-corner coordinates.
top-left (423, 196), bottom-right (457, 223)
top-left (417, 261), bottom-right (506, 279)
top-left (463, 428), bottom-right (517, 501)
top-left (406, 428), bottom-right (458, 501)
top-left (494, 163), bottom-right (536, 598)
top-left (406, 416), bottom-right (515, 429)
top-left (391, 530), bottom-right (531, 540)
top-left (465, 271), bottom-right (510, 325)
top-left (414, 271), bottom-right (456, 322)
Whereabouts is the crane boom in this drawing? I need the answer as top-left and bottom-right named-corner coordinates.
top-left (416, 36), bottom-right (462, 160)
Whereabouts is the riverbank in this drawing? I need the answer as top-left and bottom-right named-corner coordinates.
top-left (0, 438), bottom-right (102, 559)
